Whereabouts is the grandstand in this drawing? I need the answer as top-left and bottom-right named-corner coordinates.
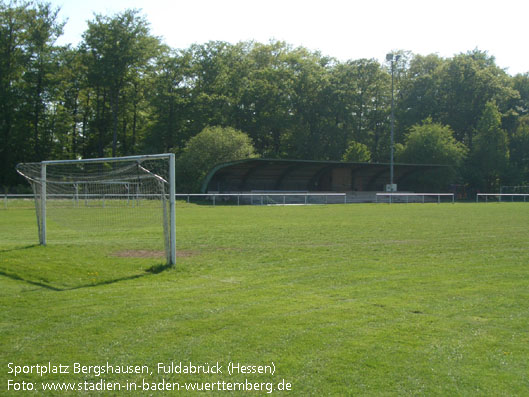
top-left (201, 159), bottom-right (450, 202)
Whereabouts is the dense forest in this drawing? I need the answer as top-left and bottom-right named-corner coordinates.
top-left (1, 1), bottom-right (529, 193)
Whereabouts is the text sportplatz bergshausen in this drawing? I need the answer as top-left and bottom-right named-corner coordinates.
top-left (6, 361), bottom-right (293, 393)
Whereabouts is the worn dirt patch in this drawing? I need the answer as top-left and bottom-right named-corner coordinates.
top-left (112, 250), bottom-right (197, 258)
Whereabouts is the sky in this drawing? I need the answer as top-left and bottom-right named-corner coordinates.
top-left (47, 0), bottom-right (528, 75)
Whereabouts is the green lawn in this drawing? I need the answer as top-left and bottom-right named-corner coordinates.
top-left (1, 203), bottom-right (528, 395)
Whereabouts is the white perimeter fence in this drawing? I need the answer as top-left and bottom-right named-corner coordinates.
top-left (6, 192), bottom-right (529, 209)
top-left (476, 193), bottom-right (529, 203)
top-left (376, 193), bottom-right (455, 204)
top-left (175, 193), bottom-right (347, 206)
top-left (0, 193), bottom-right (347, 209)
top-left (1, 194), bottom-right (35, 209)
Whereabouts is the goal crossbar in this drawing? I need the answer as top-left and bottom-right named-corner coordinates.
top-left (41, 153), bottom-right (174, 165)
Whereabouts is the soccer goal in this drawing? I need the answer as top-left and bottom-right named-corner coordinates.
top-left (16, 154), bottom-right (177, 265)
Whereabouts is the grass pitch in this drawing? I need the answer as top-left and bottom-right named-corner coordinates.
top-left (1, 203), bottom-right (528, 395)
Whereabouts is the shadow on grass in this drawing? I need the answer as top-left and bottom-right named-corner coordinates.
top-left (146, 262), bottom-right (174, 274)
top-left (0, 261), bottom-right (174, 292)
top-left (0, 244), bottom-right (40, 253)
top-left (0, 270), bottom-right (63, 291)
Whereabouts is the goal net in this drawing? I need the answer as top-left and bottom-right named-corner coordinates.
top-left (16, 154), bottom-right (176, 265)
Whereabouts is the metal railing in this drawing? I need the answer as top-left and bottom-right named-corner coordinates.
top-left (476, 193), bottom-right (529, 203)
top-left (1, 192), bottom-right (348, 209)
top-left (376, 192), bottom-right (455, 204)
top-left (175, 193), bottom-right (347, 206)
top-left (1, 194), bottom-right (35, 209)
top-left (8, 191), bottom-right (529, 208)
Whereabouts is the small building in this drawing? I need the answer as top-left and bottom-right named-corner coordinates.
top-left (201, 158), bottom-right (448, 194)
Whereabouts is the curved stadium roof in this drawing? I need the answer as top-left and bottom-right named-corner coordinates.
top-left (201, 158), bottom-right (447, 193)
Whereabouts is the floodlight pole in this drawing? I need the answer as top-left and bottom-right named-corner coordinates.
top-left (386, 53), bottom-right (399, 192)
top-left (390, 56), bottom-right (395, 189)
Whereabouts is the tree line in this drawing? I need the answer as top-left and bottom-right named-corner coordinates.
top-left (2, 1), bottom-right (529, 193)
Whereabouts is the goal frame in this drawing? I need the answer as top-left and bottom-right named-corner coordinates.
top-left (36, 153), bottom-right (176, 265)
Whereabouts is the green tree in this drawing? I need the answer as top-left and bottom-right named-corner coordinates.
top-left (82, 9), bottom-right (160, 157)
top-left (513, 73), bottom-right (529, 116)
top-left (330, 59), bottom-right (389, 161)
top-left (397, 54), bottom-right (446, 132)
top-left (509, 115), bottom-right (529, 184)
top-left (397, 118), bottom-right (467, 191)
top-left (24, 1), bottom-right (63, 160)
top-left (0, 0), bottom-right (63, 187)
top-left (279, 47), bottom-right (336, 160)
top-left (240, 41), bottom-right (296, 157)
top-left (45, 45), bottom-right (88, 159)
top-left (466, 102), bottom-right (510, 191)
top-left (342, 141), bottom-right (371, 162)
top-left (176, 126), bottom-right (258, 192)
top-left (0, 0), bottom-right (30, 187)
top-left (184, 41), bottom-right (251, 134)
top-left (437, 50), bottom-right (517, 147)
top-left (144, 48), bottom-right (192, 153)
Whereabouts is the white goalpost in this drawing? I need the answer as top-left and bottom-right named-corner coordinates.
top-left (16, 154), bottom-right (177, 265)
